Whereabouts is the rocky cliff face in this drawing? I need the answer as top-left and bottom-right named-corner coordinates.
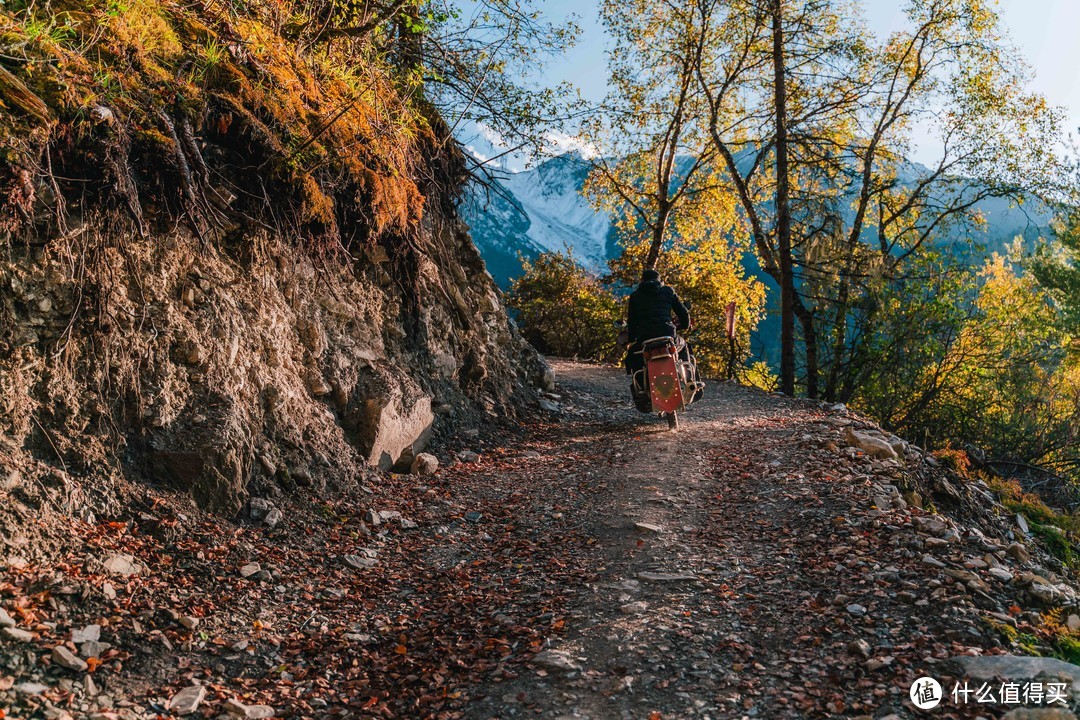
top-left (0, 202), bottom-right (547, 520)
top-left (0, 188), bottom-right (547, 528)
top-left (0, 3), bottom-right (548, 533)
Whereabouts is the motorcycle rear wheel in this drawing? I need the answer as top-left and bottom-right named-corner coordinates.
top-left (666, 411), bottom-right (679, 430)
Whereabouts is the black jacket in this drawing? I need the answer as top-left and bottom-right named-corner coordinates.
top-left (627, 280), bottom-right (690, 344)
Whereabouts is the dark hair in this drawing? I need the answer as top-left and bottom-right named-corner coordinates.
top-left (641, 269), bottom-right (660, 282)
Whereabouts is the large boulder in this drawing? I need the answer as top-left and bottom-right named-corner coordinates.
top-left (347, 371), bottom-right (433, 470)
top-left (410, 453), bottom-right (439, 475)
top-left (844, 427), bottom-right (900, 460)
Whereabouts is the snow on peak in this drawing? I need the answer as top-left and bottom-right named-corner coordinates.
top-left (498, 155), bottom-right (611, 270)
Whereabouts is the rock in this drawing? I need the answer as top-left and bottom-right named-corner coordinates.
top-left (1017, 513), bottom-right (1031, 535)
top-left (538, 398), bottom-right (560, 413)
top-left (249, 498), bottom-right (274, 521)
top-left (866, 656), bottom-right (894, 671)
top-left (638, 571), bottom-right (696, 582)
top-left (1019, 571), bottom-right (1055, 587)
top-left (914, 515), bottom-right (950, 537)
top-left (102, 582), bottom-right (116, 600)
top-left (179, 616), bottom-right (200, 630)
top-left (71, 625), bottom-right (100, 643)
top-left (459, 451), bottom-right (481, 464)
top-left (257, 454), bottom-right (277, 477)
top-left (1027, 580), bottom-right (1076, 607)
top-left (291, 467), bottom-right (312, 486)
top-left (1002, 710), bottom-right (1078, 720)
top-left (989, 567), bottom-right (1014, 583)
top-left (14, 682), bottom-right (50, 695)
top-left (540, 366), bottom-right (556, 392)
top-left (904, 490), bottom-right (924, 509)
top-left (921, 554), bottom-right (946, 569)
top-left (79, 640), bottom-right (110, 659)
top-left (848, 639), bottom-right (872, 658)
top-left (52, 645), bottom-right (88, 671)
top-left (89, 104), bottom-right (115, 124)
top-left (2, 626), bottom-right (34, 642)
top-left (410, 453), bottom-right (439, 475)
top-left (464, 511), bottom-right (483, 524)
top-left (263, 507), bottom-right (283, 529)
top-left (364, 509), bottom-right (382, 526)
top-left (102, 554), bottom-right (143, 576)
top-left (844, 428), bottom-right (899, 460)
top-left (168, 685), bottom-right (207, 715)
top-left (846, 603), bottom-right (867, 616)
top-left (950, 655), bottom-right (1080, 688)
top-left (634, 522), bottom-right (663, 533)
top-left (0, 607), bottom-right (14, 627)
top-left (531, 649), bottom-right (580, 673)
top-left (343, 554), bottom-right (378, 570)
top-left (356, 387), bottom-right (434, 471)
top-left (944, 567), bottom-right (981, 584)
top-left (620, 601), bottom-right (648, 615)
top-left (0, 468), bottom-right (21, 491)
top-left (431, 352), bottom-right (458, 379)
top-left (240, 562), bottom-right (261, 578)
top-left (1069, 615), bottom-right (1080, 632)
top-left (1007, 542), bottom-right (1031, 562)
top-left (224, 698), bottom-right (276, 718)
top-left (307, 373), bottom-right (331, 397)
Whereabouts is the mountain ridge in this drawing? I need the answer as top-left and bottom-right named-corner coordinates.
top-left (460, 149), bottom-right (1055, 291)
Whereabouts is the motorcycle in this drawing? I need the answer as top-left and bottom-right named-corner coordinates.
top-left (616, 319), bottom-right (704, 430)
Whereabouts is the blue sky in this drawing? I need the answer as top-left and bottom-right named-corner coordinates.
top-left (530, 0), bottom-right (1080, 164)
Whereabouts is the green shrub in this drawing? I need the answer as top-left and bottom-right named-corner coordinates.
top-left (508, 251), bottom-right (622, 360)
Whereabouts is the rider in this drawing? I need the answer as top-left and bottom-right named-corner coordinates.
top-left (627, 268), bottom-right (690, 351)
top-left (625, 269), bottom-right (699, 397)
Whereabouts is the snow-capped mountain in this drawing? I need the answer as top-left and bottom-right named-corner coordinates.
top-left (460, 153), bottom-right (614, 287)
top-left (459, 150), bottom-right (1054, 290)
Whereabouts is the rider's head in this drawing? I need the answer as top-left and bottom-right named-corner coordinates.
top-left (641, 268), bottom-right (661, 283)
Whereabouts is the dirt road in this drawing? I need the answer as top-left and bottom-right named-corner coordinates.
top-left (459, 361), bottom-right (1035, 719)
top-left (0, 361), bottom-right (1062, 719)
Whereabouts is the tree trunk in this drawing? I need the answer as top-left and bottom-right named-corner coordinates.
top-left (644, 206), bottom-right (671, 270)
top-left (793, 296), bottom-right (818, 399)
top-left (394, 3), bottom-right (422, 71)
top-left (771, 0), bottom-right (796, 396)
top-left (823, 296), bottom-right (848, 402)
